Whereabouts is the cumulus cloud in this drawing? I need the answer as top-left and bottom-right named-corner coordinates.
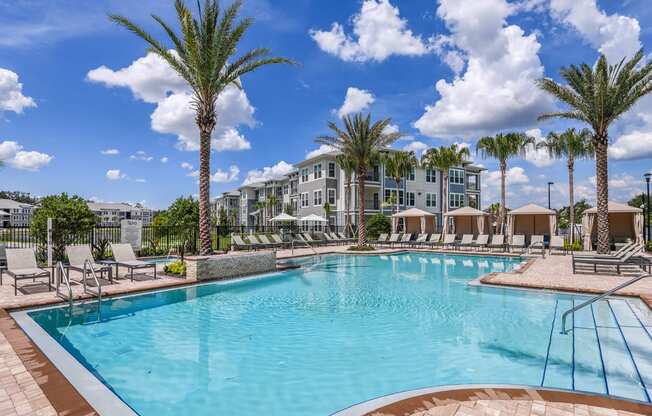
top-left (160, 156), bottom-right (168, 163)
top-left (402, 141), bottom-right (429, 157)
top-left (0, 140), bottom-right (52, 171)
top-left (609, 131), bottom-right (652, 161)
top-left (310, 0), bottom-right (433, 62)
top-left (101, 148), bottom-right (119, 155)
top-left (549, 0), bottom-right (641, 62)
top-left (484, 166), bottom-right (530, 187)
top-left (335, 87), bottom-right (375, 118)
top-left (414, 0), bottom-right (554, 139)
top-left (306, 144), bottom-right (337, 160)
top-left (0, 68), bottom-right (36, 114)
top-left (106, 169), bottom-right (126, 180)
top-left (211, 165), bottom-right (240, 183)
top-left (242, 161), bottom-right (294, 185)
top-left (129, 150), bottom-right (153, 162)
top-left (180, 162), bottom-right (193, 170)
top-left (135, 178), bottom-right (147, 183)
top-left (87, 52), bottom-right (255, 151)
top-left (524, 128), bottom-right (556, 168)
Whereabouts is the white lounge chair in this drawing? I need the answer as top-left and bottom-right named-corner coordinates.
top-left (65, 245), bottom-right (113, 284)
top-left (5, 248), bottom-right (51, 296)
top-left (528, 235), bottom-right (545, 255)
top-left (472, 234), bottom-right (489, 251)
top-left (458, 234), bottom-right (474, 250)
top-left (510, 235), bottom-right (526, 253)
top-left (409, 234), bottom-right (428, 247)
top-left (549, 236), bottom-right (566, 255)
top-left (422, 234), bottom-right (442, 248)
top-left (488, 235), bottom-right (505, 252)
top-left (441, 234), bottom-right (456, 249)
top-left (110, 243), bottom-right (157, 281)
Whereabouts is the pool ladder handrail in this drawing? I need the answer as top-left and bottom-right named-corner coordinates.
top-left (560, 272), bottom-right (650, 334)
top-left (55, 261), bottom-right (73, 308)
top-left (82, 259), bottom-right (102, 303)
top-left (291, 237), bottom-right (321, 263)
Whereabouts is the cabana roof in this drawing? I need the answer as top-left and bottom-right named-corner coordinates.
top-left (584, 201), bottom-right (642, 214)
top-left (443, 206), bottom-right (488, 217)
top-left (508, 203), bottom-right (555, 216)
top-left (391, 208), bottom-right (436, 217)
top-left (270, 213), bottom-right (298, 222)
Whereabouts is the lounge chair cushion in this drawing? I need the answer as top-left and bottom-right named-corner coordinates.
top-left (111, 243), bottom-right (139, 262)
top-left (8, 267), bottom-right (49, 277)
top-left (6, 249), bottom-right (38, 270)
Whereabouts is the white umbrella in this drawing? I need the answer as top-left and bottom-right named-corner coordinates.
top-left (300, 214), bottom-right (327, 222)
top-left (270, 213), bottom-right (298, 222)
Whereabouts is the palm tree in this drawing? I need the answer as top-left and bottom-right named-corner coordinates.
top-left (476, 133), bottom-right (534, 233)
top-left (253, 201), bottom-right (265, 229)
top-left (382, 151), bottom-right (418, 214)
top-left (266, 195), bottom-right (278, 225)
top-left (110, 0), bottom-right (292, 254)
top-left (421, 144), bottom-right (470, 231)
top-left (336, 154), bottom-right (356, 237)
top-left (537, 128), bottom-right (593, 243)
top-left (536, 49), bottom-right (652, 253)
top-left (323, 202), bottom-right (332, 232)
top-left (316, 114), bottom-right (402, 247)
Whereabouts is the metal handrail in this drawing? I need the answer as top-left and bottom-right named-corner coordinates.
top-left (55, 261), bottom-right (73, 307)
top-left (83, 259), bottom-right (102, 302)
top-left (560, 273), bottom-right (650, 334)
top-left (291, 238), bottom-right (320, 262)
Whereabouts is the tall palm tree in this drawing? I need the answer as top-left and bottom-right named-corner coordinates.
top-left (110, 0), bottom-right (292, 254)
top-left (537, 128), bottom-right (594, 244)
top-left (316, 114), bottom-right (402, 247)
top-left (536, 49), bottom-right (652, 253)
top-left (266, 194), bottom-right (278, 225)
top-left (421, 144), bottom-right (470, 231)
top-left (323, 202), bottom-right (332, 232)
top-left (253, 201), bottom-right (265, 228)
top-left (336, 154), bottom-right (356, 236)
top-left (382, 151), bottom-right (418, 214)
top-left (476, 133), bottom-right (534, 233)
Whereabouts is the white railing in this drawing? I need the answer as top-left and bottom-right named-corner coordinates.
top-left (82, 259), bottom-right (102, 302)
top-left (55, 261), bottom-right (73, 307)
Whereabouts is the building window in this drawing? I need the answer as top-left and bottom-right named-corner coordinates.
top-left (449, 169), bottom-right (464, 185)
top-left (383, 189), bottom-right (404, 205)
top-left (408, 167), bottom-right (415, 181)
top-left (313, 190), bottom-right (322, 206)
top-left (407, 192), bottom-right (415, 207)
top-left (426, 193), bottom-right (437, 208)
top-left (327, 189), bottom-right (336, 205)
top-left (301, 168), bottom-right (309, 183)
top-left (283, 185), bottom-right (289, 195)
top-left (467, 174), bottom-right (478, 191)
top-left (467, 194), bottom-right (479, 209)
top-left (449, 193), bottom-right (464, 208)
top-left (426, 168), bottom-right (436, 183)
top-left (301, 193), bottom-right (309, 208)
top-left (314, 163), bottom-right (322, 180)
top-left (328, 162), bottom-right (336, 178)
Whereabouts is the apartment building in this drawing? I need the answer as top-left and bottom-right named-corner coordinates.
top-left (213, 191), bottom-right (241, 225)
top-left (87, 202), bottom-right (154, 226)
top-left (0, 199), bottom-right (35, 227)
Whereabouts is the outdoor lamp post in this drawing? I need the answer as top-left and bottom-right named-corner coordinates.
top-left (547, 182), bottom-right (554, 210)
top-left (645, 172), bottom-right (651, 244)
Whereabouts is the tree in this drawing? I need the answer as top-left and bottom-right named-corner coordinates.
top-left (382, 151), bottom-right (418, 214)
top-left (336, 153), bottom-right (356, 236)
top-left (421, 144), bottom-right (471, 230)
top-left (166, 196), bottom-right (200, 226)
top-left (253, 201), bottom-right (265, 228)
top-left (476, 133), bottom-right (534, 233)
top-left (0, 191), bottom-right (38, 205)
top-left (323, 202), bottom-right (332, 232)
top-left (316, 113), bottom-right (402, 247)
top-left (629, 193), bottom-right (645, 210)
top-left (536, 49), bottom-right (652, 253)
top-left (537, 128), bottom-right (593, 243)
top-left (557, 199), bottom-right (592, 231)
top-left (228, 208), bottom-right (238, 226)
top-left (31, 193), bottom-right (97, 261)
top-left (110, 0), bottom-right (293, 254)
top-left (266, 195), bottom-right (279, 225)
top-left (218, 206), bottom-right (228, 227)
top-left (366, 213), bottom-right (391, 240)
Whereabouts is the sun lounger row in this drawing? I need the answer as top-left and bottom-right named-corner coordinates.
top-left (572, 242), bottom-right (647, 274)
top-left (231, 232), bottom-right (355, 251)
top-left (373, 233), bottom-right (508, 251)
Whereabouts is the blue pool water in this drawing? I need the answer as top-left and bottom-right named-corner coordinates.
top-left (26, 253), bottom-right (652, 415)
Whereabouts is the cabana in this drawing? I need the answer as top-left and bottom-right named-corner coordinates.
top-left (582, 202), bottom-right (644, 250)
top-left (270, 213), bottom-right (298, 223)
top-left (391, 208), bottom-right (437, 234)
top-left (506, 203), bottom-right (557, 244)
top-left (443, 206), bottom-right (490, 236)
top-left (300, 214), bottom-right (327, 231)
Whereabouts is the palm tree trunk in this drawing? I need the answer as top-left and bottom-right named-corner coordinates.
top-left (395, 178), bottom-right (401, 219)
top-left (344, 174), bottom-right (351, 235)
top-left (595, 138), bottom-right (610, 254)
top-left (357, 169), bottom-right (367, 246)
top-left (198, 126), bottom-right (213, 255)
top-left (568, 157), bottom-right (575, 244)
top-left (499, 160), bottom-right (506, 235)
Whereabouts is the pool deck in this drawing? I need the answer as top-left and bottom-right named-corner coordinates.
top-left (0, 246), bottom-right (650, 415)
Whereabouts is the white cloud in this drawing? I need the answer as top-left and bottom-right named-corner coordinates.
top-left (609, 131), bottom-right (652, 161)
top-left (414, 0), bottom-right (554, 139)
top-left (211, 165), bottom-right (240, 183)
top-left (335, 87), bottom-right (375, 118)
top-left (242, 161), bottom-right (294, 185)
top-left (0, 140), bottom-right (52, 171)
top-left (310, 0), bottom-right (433, 63)
top-left (402, 141), bottom-right (428, 157)
top-left (549, 0), bottom-right (641, 62)
top-left (524, 128), bottom-right (556, 168)
top-left (0, 68), bottom-right (36, 114)
top-left (306, 144), bottom-right (337, 159)
top-left (383, 123), bottom-right (399, 134)
top-left (160, 156), bottom-right (168, 163)
top-left (180, 162), bottom-right (193, 170)
top-left (484, 166), bottom-right (530, 188)
top-left (129, 150), bottom-right (153, 162)
top-left (101, 148), bottom-right (119, 155)
top-left (106, 169), bottom-right (126, 181)
top-left (134, 178), bottom-right (147, 183)
top-left (87, 52), bottom-right (255, 152)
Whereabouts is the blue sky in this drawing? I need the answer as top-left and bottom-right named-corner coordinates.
top-left (0, 0), bottom-right (651, 210)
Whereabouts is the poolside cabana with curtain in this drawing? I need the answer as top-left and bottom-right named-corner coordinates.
top-left (506, 203), bottom-right (557, 244)
top-left (391, 208), bottom-right (437, 234)
top-left (582, 201), bottom-right (644, 251)
top-left (443, 206), bottom-right (490, 237)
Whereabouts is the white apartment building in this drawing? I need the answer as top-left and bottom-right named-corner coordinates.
top-left (213, 191), bottom-right (241, 225)
top-left (0, 199), bottom-right (35, 227)
top-left (87, 202), bottom-right (154, 226)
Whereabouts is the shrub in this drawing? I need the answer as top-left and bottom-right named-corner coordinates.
top-left (563, 240), bottom-right (582, 251)
top-left (348, 245), bottom-right (375, 251)
top-left (647, 240), bottom-right (652, 252)
top-left (366, 213), bottom-right (391, 240)
top-left (164, 260), bottom-right (186, 276)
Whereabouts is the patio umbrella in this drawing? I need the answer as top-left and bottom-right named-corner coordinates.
top-left (270, 213), bottom-right (298, 222)
top-left (300, 214), bottom-right (327, 232)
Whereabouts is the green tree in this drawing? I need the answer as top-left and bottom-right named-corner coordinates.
top-left (218, 206), bottom-right (228, 227)
top-left (476, 133), bottom-right (534, 233)
top-left (31, 193), bottom-right (97, 261)
top-left (323, 202), bottom-right (332, 232)
top-left (557, 199), bottom-right (592, 232)
top-left (537, 128), bottom-right (593, 243)
top-left (316, 114), bottom-right (402, 247)
top-left (366, 213), bottom-right (391, 240)
top-left (0, 191), bottom-right (38, 205)
top-left (253, 201), bottom-right (265, 227)
top-left (382, 150), bottom-right (418, 214)
top-left (266, 195), bottom-right (279, 225)
top-left (629, 193), bottom-right (645, 209)
top-left (421, 144), bottom-right (471, 224)
top-left (536, 50), bottom-right (652, 253)
top-left (336, 153), bottom-right (356, 236)
top-left (110, 0), bottom-right (293, 254)
top-left (228, 208), bottom-right (238, 226)
top-left (166, 196), bottom-right (200, 226)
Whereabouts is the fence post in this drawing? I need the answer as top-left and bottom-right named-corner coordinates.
top-left (47, 218), bottom-right (52, 267)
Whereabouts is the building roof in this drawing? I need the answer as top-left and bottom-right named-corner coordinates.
top-left (508, 203), bottom-right (555, 216)
top-left (87, 202), bottom-right (148, 211)
top-left (0, 210), bottom-right (10, 216)
top-left (0, 199), bottom-right (33, 209)
top-left (295, 151), bottom-right (340, 167)
top-left (392, 208), bottom-right (436, 217)
top-left (443, 206), bottom-right (488, 217)
top-left (584, 201), bottom-right (642, 214)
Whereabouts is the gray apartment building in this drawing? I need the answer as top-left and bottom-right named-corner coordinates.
top-left (213, 191), bottom-right (241, 225)
top-left (87, 202), bottom-right (154, 226)
top-left (0, 199), bottom-right (35, 227)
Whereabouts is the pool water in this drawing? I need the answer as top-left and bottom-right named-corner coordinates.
top-left (26, 253), bottom-right (652, 415)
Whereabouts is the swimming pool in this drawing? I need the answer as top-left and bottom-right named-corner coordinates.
top-left (16, 253), bottom-right (652, 415)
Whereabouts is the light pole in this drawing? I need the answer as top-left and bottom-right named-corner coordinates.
top-left (547, 182), bottom-right (554, 210)
top-left (645, 173), bottom-right (651, 244)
